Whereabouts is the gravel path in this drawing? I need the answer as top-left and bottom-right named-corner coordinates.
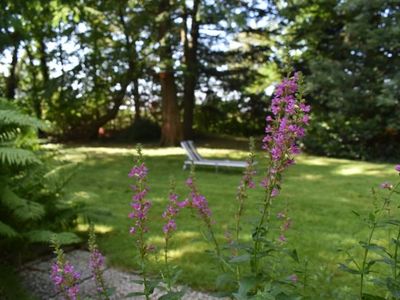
top-left (20, 250), bottom-right (227, 299)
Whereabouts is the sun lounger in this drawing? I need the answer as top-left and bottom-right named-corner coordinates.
top-left (180, 140), bottom-right (255, 171)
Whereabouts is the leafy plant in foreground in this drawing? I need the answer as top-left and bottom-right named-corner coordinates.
top-left (340, 165), bottom-right (400, 299)
top-left (0, 99), bottom-right (80, 249)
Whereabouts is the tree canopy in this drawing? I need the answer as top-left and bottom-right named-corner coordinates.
top-left (0, 0), bottom-right (398, 158)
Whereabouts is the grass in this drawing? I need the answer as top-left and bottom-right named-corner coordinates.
top-left (54, 143), bottom-right (398, 299)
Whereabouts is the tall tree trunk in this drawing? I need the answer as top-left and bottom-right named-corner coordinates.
top-left (38, 38), bottom-right (49, 85)
top-left (133, 77), bottom-right (141, 121)
top-left (5, 43), bottom-right (19, 100)
top-left (37, 37), bottom-right (50, 138)
top-left (182, 0), bottom-right (200, 140)
top-left (26, 45), bottom-right (41, 120)
top-left (158, 0), bottom-right (181, 146)
top-left (119, 4), bottom-right (142, 122)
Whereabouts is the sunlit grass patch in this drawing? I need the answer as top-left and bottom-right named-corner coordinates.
top-left (60, 144), bottom-right (399, 297)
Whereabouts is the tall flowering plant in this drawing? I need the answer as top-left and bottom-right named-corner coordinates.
top-left (50, 239), bottom-right (81, 300)
top-left (252, 72), bottom-right (310, 274)
top-left (88, 224), bottom-right (109, 299)
top-left (185, 166), bottom-right (229, 272)
top-left (160, 177), bottom-right (187, 297)
top-left (127, 144), bottom-right (154, 299)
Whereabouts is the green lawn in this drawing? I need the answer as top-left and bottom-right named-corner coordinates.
top-left (56, 144), bottom-right (398, 299)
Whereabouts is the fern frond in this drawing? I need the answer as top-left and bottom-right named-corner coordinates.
top-left (26, 230), bottom-right (81, 245)
top-left (1, 187), bottom-right (45, 221)
top-left (13, 200), bottom-right (45, 221)
top-left (0, 128), bottom-right (19, 143)
top-left (0, 220), bottom-right (18, 238)
top-left (0, 147), bottom-right (40, 166)
top-left (43, 162), bottom-right (78, 190)
top-left (0, 109), bottom-right (44, 129)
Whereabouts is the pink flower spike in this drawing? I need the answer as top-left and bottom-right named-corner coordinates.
top-left (395, 165), bottom-right (400, 172)
top-left (278, 234), bottom-right (287, 242)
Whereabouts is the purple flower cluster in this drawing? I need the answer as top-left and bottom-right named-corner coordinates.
top-left (261, 73), bottom-right (310, 195)
top-left (128, 163), bottom-right (148, 179)
top-left (89, 249), bottom-right (106, 293)
top-left (51, 261), bottom-right (80, 300)
top-left (380, 165), bottom-right (400, 189)
top-left (276, 211), bottom-right (292, 243)
top-left (162, 192), bottom-right (188, 234)
top-left (380, 181), bottom-right (393, 190)
top-left (128, 162), bottom-right (152, 235)
top-left (186, 176), bottom-right (212, 221)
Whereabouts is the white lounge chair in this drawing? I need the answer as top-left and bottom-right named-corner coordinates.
top-left (180, 140), bottom-right (255, 171)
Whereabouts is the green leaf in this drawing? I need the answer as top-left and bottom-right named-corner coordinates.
top-left (229, 254), bottom-right (251, 264)
top-left (338, 263), bottom-right (360, 274)
top-left (1, 187), bottom-right (45, 221)
top-left (233, 276), bottom-right (257, 298)
top-left (359, 241), bottom-right (387, 253)
top-left (26, 230), bottom-right (81, 245)
top-left (124, 292), bottom-right (146, 297)
top-left (361, 293), bottom-right (386, 300)
top-left (283, 249), bottom-right (300, 263)
top-left (0, 147), bottom-right (40, 166)
top-left (0, 220), bottom-right (18, 238)
top-left (13, 200), bottom-right (45, 221)
top-left (215, 273), bottom-right (235, 289)
top-left (158, 291), bottom-right (186, 300)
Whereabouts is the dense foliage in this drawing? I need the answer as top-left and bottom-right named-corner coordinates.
top-left (0, 99), bottom-right (80, 257)
top-left (1, 0), bottom-right (398, 153)
top-left (279, 0), bottom-right (400, 159)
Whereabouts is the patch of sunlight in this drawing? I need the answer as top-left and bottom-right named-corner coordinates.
top-left (302, 174), bottom-right (323, 180)
top-left (166, 243), bottom-right (208, 259)
top-left (147, 231), bottom-right (205, 259)
top-left (297, 155), bottom-right (332, 166)
top-left (324, 233), bottom-right (357, 244)
top-left (59, 146), bottom-right (185, 157)
top-left (335, 165), bottom-right (388, 176)
top-left (59, 152), bottom-right (88, 163)
top-left (148, 231), bottom-right (199, 245)
top-left (71, 191), bottom-right (99, 202)
top-left (337, 197), bottom-right (350, 203)
top-left (76, 223), bottom-right (113, 233)
top-left (42, 143), bottom-right (64, 150)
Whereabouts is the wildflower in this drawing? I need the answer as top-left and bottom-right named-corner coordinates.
top-left (271, 188), bottom-right (279, 197)
top-left (128, 163), bottom-right (148, 179)
top-left (162, 181), bottom-right (182, 235)
top-left (380, 182), bottom-right (393, 190)
top-left (289, 274), bottom-right (298, 283)
top-left (51, 261), bottom-right (80, 300)
top-left (277, 212), bottom-right (286, 219)
top-left (128, 157), bottom-right (151, 235)
top-left (128, 144), bottom-right (152, 299)
top-left (88, 224), bottom-right (108, 297)
top-left (278, 235), bottom-right (287, 243)
top-left (395, 165), bottom-right (400, 173)
top-left (163, 219), bottom-right (177, 234)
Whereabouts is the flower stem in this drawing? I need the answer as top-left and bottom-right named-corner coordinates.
top-left (359, 223), bottom-right (376, 299)
top-left (164, 235), bottom-right (172, 291)
top-left (252, 186), bottom-right (274, 274)
top-left (393, 227), bottom-right (400, 281)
